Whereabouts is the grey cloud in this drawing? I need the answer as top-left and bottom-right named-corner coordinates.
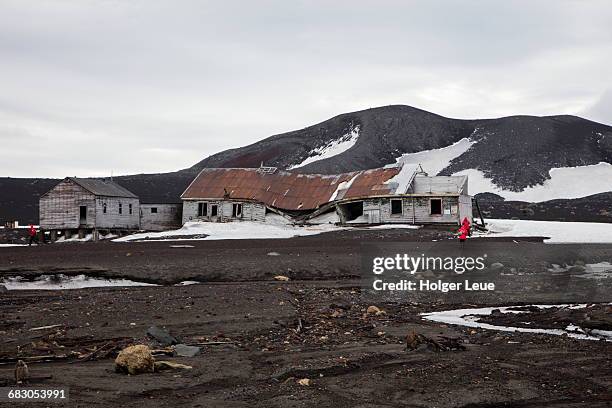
top-left (0, 0), bottom-right (611, 177)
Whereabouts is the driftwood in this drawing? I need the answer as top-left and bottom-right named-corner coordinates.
top-left (188, 341), bottom-right (236, 346)
top-left (73, 338), bottom-right (133, 363)
top-left (0, 355), bottom-right (70, 366)
top-left (28, 324), bottom-right (63, 332)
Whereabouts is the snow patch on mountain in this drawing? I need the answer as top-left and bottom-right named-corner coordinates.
top-left (455, 162), bottom-right (612, 202)
top-left (288, 126), bottom-right (360, 169)
top-left (394, 137), bottom-right (476, 176)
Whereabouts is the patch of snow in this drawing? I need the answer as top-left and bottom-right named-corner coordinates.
top-left (1, 274), bottom-right (158, 290)
top-left (586, 262), bottom-right (612, 273)
top-left (394, 138), bottom-right (476, 176)
top-left (308, 211), bottom-right (340, 224)
top-left (0, 244), bottom-right (27, 247)
top-left (174, 281), bottom-right (200, 286)
top-left (56, 234), bottom-right (93, 243)
top-left (384, 164), bottom-right (419, 194)
top-left (454, 162), bottom-right (612, 202)
top-left (364, 224), bottom-right (422, 230)
top-left (114, 213), bottom-right (426, 242)
top-left (330, 173), bottom-right (359, 201)
top-left (170, 245), bottom-right (195, 248)
top-left (288, 125), bottom-right (360, 169)
top-left (345, 215), bottom-right (369, 224)
top-left (477, 219), bottom-right (612, 243)
top-left (422, 304), bottom-right (612, 342)
top-left (114, 214), bottom-right (345, 242)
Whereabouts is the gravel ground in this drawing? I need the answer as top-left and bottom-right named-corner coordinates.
top-left (0, 228), bottom-right (610, 407)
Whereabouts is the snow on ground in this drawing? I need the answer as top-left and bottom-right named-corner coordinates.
top-left (56, 234), bottom-right (93, 243)
top-left (308, 211), bottom-right (340, 224)
top-left (288, 126), bottom-right (360, 169)
top-left (114, 214), bottom-right (344, 242)
top-left (394, 138), bottom-right (475, 176)
top-left (1, 274), bottom-right (158, 290)
top-left (478, 219), bottom-right (612, 243)
top-left (0, 244), bottom-right (27, 247)
top-left (455, 162), bottom-right (612, 202)
top-left (422, 304), bottom-right (612, 342)
top-left (114, 213), bottom-right (424, 242)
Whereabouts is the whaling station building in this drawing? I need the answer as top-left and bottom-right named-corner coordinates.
top-left (39, 177), bottom-right (181, 240)
top-left (39, 164), bottom-right (472, 240)
top-left (180, 164), bottom-right (473, 225)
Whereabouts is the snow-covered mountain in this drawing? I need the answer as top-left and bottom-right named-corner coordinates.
top-left (1, 105), bottom-right (611, 224)
top-left (193, 105), bottom-right (612, 200)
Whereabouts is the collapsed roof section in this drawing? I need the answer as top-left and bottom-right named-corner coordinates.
top-left (181, 164), bottom-right (468, 212)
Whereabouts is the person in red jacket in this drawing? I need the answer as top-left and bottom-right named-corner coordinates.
top-left (28, 224), bottom-right (38, 246)
top-left (457, 218), bottom-right (471, 243)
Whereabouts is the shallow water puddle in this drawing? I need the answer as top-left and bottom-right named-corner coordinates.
top-left (1, 274), bottom-right (158, 290)
top-left (422, 304), bottom-right (612, 342)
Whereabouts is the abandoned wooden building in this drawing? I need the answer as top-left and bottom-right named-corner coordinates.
top-left (180, 164), bottom-right (472, 225)
top-left (139, 203), bottom-right (183, 231)
top-left (39, 177), bottom-right (141, 240)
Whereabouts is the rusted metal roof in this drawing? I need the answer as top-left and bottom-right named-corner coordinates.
top-left (181, 167), bottom-right (405, 211)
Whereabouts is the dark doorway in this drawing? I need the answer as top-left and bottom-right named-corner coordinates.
top-left (340, 201), bottom-right (363, 221)
top-left (211, 204), bottom-right (218, 217)
top-left (391, 199), bottom-right (403, 215)
top-left (79, 206), bottom-right (87, 224)
top-left (232, 203), bottom-right (242, 217)
top-left (430, 199), bottom-right (442, 215)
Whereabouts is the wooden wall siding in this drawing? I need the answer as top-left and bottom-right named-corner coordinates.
top-left (362, 196), bottom-right (462, 224)
top-left (458, 194), bottom-right (473, 223)
top-left (140, 204), bottom-right (182, 231)
top-left (39, 179), bottom-right (140, 230)
top-left (95, 197), bottom-right (140, 229)
top-left (182, 200), bottom-right (266, 224)
top-left (411, 176), bottom-right (465, 194)
top-left (39, 180), bottom-right (96, 229)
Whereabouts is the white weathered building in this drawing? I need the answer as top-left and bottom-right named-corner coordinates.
top-left (180, 164), bottom-right (473, 225)
top-left (139, 203), bottom-right (183, 231)
top-left (39, 177), bottom-right (140, 240)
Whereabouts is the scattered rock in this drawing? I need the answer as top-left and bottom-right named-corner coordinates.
top-left (297, 378), bottom-right (310, 386)
top-left (146, 326), bottom-right (178, 346)
top-left (115, 345), bottom-right (155, 375)
top-left (489, 262), bottom-right (504, 272)
top-left (366, 305), bottom-right (386, 316)
top-left (0, 284), bottom-right (7, 292)
top-left (154, 361), bottom-right (193, 371)
top-left (267, 252), bottom-right (281, 256)
top-left (173, 344), bottom-right (201, 357)
top-left (274, 275), bottom-right (290, 281)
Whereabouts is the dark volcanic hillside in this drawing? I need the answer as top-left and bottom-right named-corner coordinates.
top-left (1, 105), bottom-right (611, 224)
top-left (193, 105), bottom-right (473, 173)
top-left (193, 106), bottom-right (612, 191)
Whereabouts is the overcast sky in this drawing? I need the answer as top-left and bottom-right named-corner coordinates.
top-left (1, 0), bottom-right (611, 178)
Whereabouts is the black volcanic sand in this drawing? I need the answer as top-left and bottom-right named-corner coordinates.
top-left (0, 229), bottom-right (611, 407)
